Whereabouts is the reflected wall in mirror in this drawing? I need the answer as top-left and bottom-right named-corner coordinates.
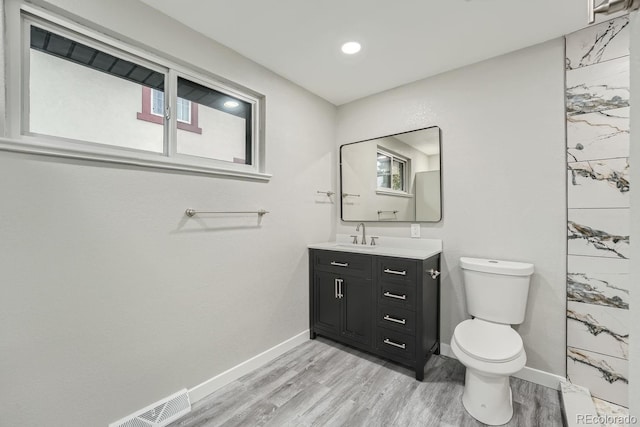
top-left (340, 126), bottom-right (441, 222)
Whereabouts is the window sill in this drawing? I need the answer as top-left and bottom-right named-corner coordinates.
top-left (376, 189), bottom-right (413, 198)
top-left (0, 136), bottom-right (271, 181)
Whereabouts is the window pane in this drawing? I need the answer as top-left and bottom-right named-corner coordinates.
top-left (152, 89), bottom-right (164, 116)
top-left (28, 26), bottom-right (165, 153)
top-left (377, 153), bottom-right (391, 188)
top-left (176, 98), bottom-right (191, 123)
top-left (392, 159), bottom-right (404, 191)
top-left (176, 77), bottom-right (252, 164)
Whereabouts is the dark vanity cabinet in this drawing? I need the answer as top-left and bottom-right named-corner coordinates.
top-left (311, 251), bottom-right (374, 347)
top-left (309, 249), bottom-right (440, 381)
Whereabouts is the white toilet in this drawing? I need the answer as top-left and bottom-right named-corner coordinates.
top-left (451, 257), bottom-right (534, 425)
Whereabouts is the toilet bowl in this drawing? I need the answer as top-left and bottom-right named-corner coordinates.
top-left (451, 319), bottom-right (526, 425)
top-left (452, 257), bottom-right (534, 426)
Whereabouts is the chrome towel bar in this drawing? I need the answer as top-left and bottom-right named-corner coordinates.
top-left (185, 209), bottom-right (269, 217)
top-left (589, 0), bottom-right (639, 24)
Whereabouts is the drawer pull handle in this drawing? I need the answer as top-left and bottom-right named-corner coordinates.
top-left (383, 338), bottom-right (406, 349)
top-left (383, 315), bottom-right (406, 325)
top-left (384, 268), bottom-right (407, 276)
top-left (383, 291), bottom-right (407, 300)
top-left (331, 261), bottom-right (349, 267)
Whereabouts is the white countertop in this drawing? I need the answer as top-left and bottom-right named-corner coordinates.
top-left (308, 234), bottom-right (442, 260)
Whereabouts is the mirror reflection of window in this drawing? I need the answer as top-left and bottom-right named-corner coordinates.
top-left (377, 149), bottom-right (407, 192)
top-left (392, 159), bottom-right (405, 191)
top-left (377, 153), bottom-right (391, 188)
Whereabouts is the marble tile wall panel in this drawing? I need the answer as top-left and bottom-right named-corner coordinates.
top-left (567, 255), bottom-right (629, 309)
top-left (568, 158), bottom-right (630, 208)
top-left (566, 56), bottom-right (629, 116)
top-left (567, 107), bottom-right (629, 162)
top-left (565, 17), bottom-right (630, 408)
top-left (566, 17), bottom-right (629, 70)
top-left (567, 301), bottom-right (628, 359)
top-left (567, 209), bottom-right (630, 259)
top-left (567, 347), bottom-right (628, 407)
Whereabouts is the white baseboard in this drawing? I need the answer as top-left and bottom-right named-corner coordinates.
top-left (189, 330), bottom-right (310, 403)
top-left (513, 365), bottom-right (565, 390)
top-left (439, 343), bottom-right (565, 390)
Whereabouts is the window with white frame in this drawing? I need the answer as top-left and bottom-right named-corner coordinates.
top-left (377, 149), bottom-right (408, 193)
top-left (2, 3), bottom-right (268, 180)
top-left (176, 97), bottom-right (191, 124)
top-left (152, 89), bottom-right (165, 118)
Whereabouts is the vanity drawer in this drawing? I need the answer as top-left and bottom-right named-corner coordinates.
top-left (377, 327), bottom-right (415, 362)
top-left (377, 257), bottom-right (417, 284)
top-left (377, 305), bottom-right (415, 334)
top-left (313, 250), bottom-right (372, 278)
top-left (378, 282), bottom-right (415, 311)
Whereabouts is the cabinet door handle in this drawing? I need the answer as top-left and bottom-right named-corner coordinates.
top-left (383, 338), bottom-right (406, 349)
top-left (331, 261), bottom-right (349, 267)
top-left (383, 291), bottom-right (407, 300)
top-left (384, 268), bottom-right (406, 276)
top-left (334, 278), bottom-right (339, 298)
top-left (429, 269), bottom-right (441, 279)
top-left (337, 278), bottom-right (344, 299)
top-left (383, 315), bottom-right (406, 325)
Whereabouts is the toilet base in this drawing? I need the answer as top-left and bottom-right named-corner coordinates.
top-left (461, 368), bottom-right (513, 425)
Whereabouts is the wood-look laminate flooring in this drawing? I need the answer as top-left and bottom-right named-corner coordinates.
top-left (169, 337), bottom-right (563, 427)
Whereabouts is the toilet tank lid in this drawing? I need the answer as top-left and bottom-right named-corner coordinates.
top-left (460, 257), bottom-right (534, 276)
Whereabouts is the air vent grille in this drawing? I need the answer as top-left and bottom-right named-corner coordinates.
top-left (109, 389), bottom-right (191, 427)
top-left (159, 394), bottom-right (190, 423)
top-left (120, 419), bottom-right (152, 427)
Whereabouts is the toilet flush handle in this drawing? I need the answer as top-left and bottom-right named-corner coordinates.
top-left (428, 269), bottom-right (441, 280)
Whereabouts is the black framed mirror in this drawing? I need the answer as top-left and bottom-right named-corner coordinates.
top-left (340, 126), bottom-right (442, 222)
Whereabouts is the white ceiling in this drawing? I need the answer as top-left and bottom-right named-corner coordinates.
top-left (140, 0), bottom-right (595, 106)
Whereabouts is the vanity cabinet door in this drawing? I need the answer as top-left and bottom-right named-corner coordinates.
top-left (313, 271), bottom-right (342, 335)
top-left (341, 275), bottom-right (373, 346)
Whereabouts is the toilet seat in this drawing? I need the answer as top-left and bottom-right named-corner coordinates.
top-left (453, 319), bottom-right (523, 363)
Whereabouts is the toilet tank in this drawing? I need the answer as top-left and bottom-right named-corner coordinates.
top-left (460, 257), bottom-right (534, 325)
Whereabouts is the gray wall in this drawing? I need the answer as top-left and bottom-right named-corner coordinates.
top-left (337, 39), bottom-right (568, 376)
top-left (629, 10), bottom-right (639, 418)
top-left (0, 1), bottom-right (336, 426)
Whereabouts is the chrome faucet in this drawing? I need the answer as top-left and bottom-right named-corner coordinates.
top-left (356, 223), bottom-right (366, 245)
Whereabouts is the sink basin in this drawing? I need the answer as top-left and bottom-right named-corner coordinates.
top-left (335, 243), bottom-right (377, 250)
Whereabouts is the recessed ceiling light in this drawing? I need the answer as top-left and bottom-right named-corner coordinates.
top-left (224, 100), bottom-right (240, 108)
top-left (341, 41), bottom-right (361, 55)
